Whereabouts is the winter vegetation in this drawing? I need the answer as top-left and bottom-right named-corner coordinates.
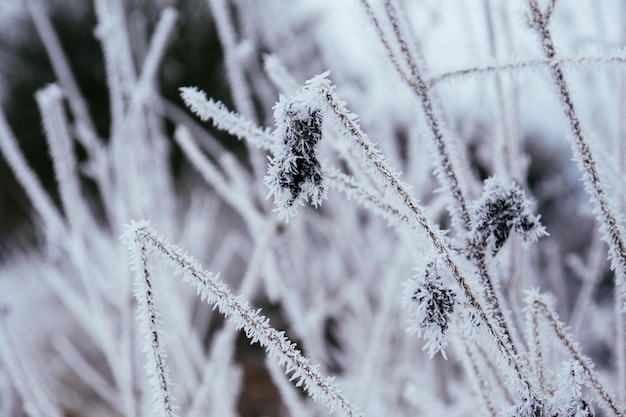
top-left (1, 0), bottom-right (626, 416)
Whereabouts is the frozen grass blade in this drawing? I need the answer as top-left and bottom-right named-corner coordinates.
top-left (0, 108), bottom-right (66, 241)
top-left (527, 0), bottom-right (626, 310)
top-left (26, 0), bottom-right (100, 153)
top-left (180, 87), bottom-right (274, 150)
top-left (132, 8), bottom-right (178, 107)
top-left (121, 220), bottom-right (363, 417)
top-left (124, 226), bottom-right (178, 417)
top-left (525, 290), bottom-right (624, 416)
top-left (358, 0), bottom-right (471, 231)
top-left (206, 0), bottom-right (254, 119)
top-left (36, 84), bottom-right (89, 233)
top-left (173, 125), bottom-right (263, 231)
top-left (427, 52), bottom-right (626, 87)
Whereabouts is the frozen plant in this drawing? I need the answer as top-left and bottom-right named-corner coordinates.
top-left (468, 177), bottom-right (547, 256)
top-left (265, 82), bottom-right (327, 220)
top-left (1, 0), bottom-right (626, 416)
top-left (403, 261), bottom-right (456, 359)
top-left (121, 220), bottom-right (359, 417)
top-left (550, 361), bottom-right (594, 417)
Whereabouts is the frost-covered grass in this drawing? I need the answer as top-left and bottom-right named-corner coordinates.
top-left (1, 0), bottom-right (626, 416)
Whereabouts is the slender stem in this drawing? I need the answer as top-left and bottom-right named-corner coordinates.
top-left (359, 0), bottom-right (519, 359)
top-left (317, 80), bottom-right (535, 398)
top-left (133, 241), bottom-right (178, 417)
top-left (428, 54), bottom-right (626, 86)
top-left (123, 221), bottom-right (362, 417)
top-left (528, 0), bottom-right (626, 308)
top-left (36, 85), bottom-right (89, 233)
top-left (207, 0), bottom-right (254, 119)
top-left (0, 109), bottom-right (67, 240)
top-left (460, 336), bottom-right (498, 417)
top-left (26, 0), bottom-right (101, 153)
top-left (482, 0), bottom-right (513, 178)
top-left (617, 0), bottom-right (626, 404)
top-left (528, 300), bottom-right (547, 394)
top-left (530, 295), bottom-right (624, 416)
top-left (359, 0), bottom-right (471, 231)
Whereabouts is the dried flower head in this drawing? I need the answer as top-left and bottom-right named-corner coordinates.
top-left (469, 177), bottom-right (547, 255)
top-left (265, 88), bottom-right (327, 221)
top-left (403, 261), bottom-right (456, 359)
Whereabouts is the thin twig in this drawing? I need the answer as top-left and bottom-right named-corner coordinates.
top-left (428, 53), bottom-right (626, 86)
top-left (528, 0), bottom-right (626, 309)
top-left (122, 221), bottom-right (363, 417)
top-left (528, 292), bottom-right (624, 416)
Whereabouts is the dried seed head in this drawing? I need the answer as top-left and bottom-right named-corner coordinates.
top-left (265, 90), bottom-right (327, 221)
top-left (469, 177), bottom-right (547, 255)
top-left (403, 261), bottom-right (456, 359)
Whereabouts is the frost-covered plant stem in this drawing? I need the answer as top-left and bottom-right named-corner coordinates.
top-left (132, 8), bottom-right (178, 108)
top-left (457, 335), bottom-right (497, 417)
top-left (36, 85), bottom-right (89, 233)
top-left (207, 0), bottom-right (254, 120)
top-left (618, 1), bottom-right (626, 402)
top-left (185, 68), bottom-right (540, 404)
top-left (122, 221), bottom-right (362, 417)
top-left (428, 52), bottom-right (626, 86)
top-left (206, 0), bottom-right (269, 180)
top-left (26, 0), bottom-right (100, 153)
top-left (126, 237), bottom-right (178, 417)
top-left (180, 87), bottom-right (274, 150)
top-left (0, 108), bottom-right (66, 241)
top-left (174, 126), bottom-right (264, 232)
top-left (36, 86), bottom-right (134, 410)
top-left (527, 294), bottom-right (547, 394)
top-left (181, 72), bottom-right (541, 405)
top-left (311, 77), bottom-right (536, 401)
top-left (528, 0), bottom-right (626, 308)
top-left (94, 0), bottom-right (136, 138)
top-left (527, 292), bottom-right (624, 416)
top-left (617, 287), bottom-right (626, 405)
top-left (358, 0), bottom-right (471, 231)
top-left (481, 0), bottom-right (515, 179)
top-left (359, 0), bottom-right (519, 358)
